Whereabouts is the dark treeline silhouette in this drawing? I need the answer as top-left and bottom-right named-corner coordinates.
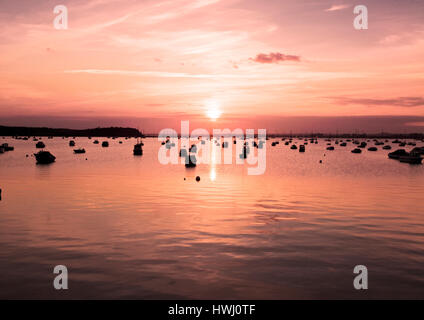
top-left (0, 126), bottom-right (143, 137)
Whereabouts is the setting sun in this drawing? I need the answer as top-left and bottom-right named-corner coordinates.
top-left (205, 100), bottom-right (222, 121)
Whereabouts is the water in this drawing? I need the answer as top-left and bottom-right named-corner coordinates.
top-left (1, 137), bottom-right (424, 299)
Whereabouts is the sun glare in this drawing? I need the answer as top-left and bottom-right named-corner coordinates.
top-left (205, 100), bottom-right (222, 121)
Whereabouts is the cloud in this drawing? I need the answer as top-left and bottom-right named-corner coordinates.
top-left (335, 96), bottom-right (424, 107)
top-left (250, 52), bottom-right (301, 64)
top-left (325, 4), bottom-right (350, 12)
top-left (65, 69), bottom-right (247, 79)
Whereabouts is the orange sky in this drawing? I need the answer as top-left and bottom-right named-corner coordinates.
top-left (0, 0), bottom-right (423, 132)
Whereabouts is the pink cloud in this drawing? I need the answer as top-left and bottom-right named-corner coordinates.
top-left (250, 52), bottom-right (301, 64)
top-left (325, 4), bottom-right (350, 12)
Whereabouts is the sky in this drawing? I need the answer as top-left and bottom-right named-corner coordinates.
top-left (0, 0), bottom-right (423, 133)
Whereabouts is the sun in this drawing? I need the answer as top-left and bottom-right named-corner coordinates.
top-left (205, 99), bottom-right (222, 121)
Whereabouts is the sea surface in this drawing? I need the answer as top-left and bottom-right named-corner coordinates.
top-left (0, 136), bottom-right (423, 299)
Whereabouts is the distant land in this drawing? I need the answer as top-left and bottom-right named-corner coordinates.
top-left (1, 125), bottom-right (424, 140)
top-left (0, 126), bottom-right (143, 137)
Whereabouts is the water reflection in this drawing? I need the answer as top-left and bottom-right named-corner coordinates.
top-left (0, 137), bottom-right (424, 299)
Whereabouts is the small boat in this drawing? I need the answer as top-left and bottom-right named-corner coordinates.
top-left (102, 141), bottom-right (109, 147)
top-left (299, 145), bottom-right (305, 152)
top-left (239, 146), bottom-right (249, 159)
top-left (69, 140), bottom-right (75, 147)
top-left (36, 142), bottom-right (46, 149)
top-left (290, 145), bottom-right (297, 150)
top-left (1, 143), bottom-right (14, 151)
top-left (34, 151), bottom-right (56, 164)
top-left (133, 143), bottom-right (143, 156)
top-left (382, 145), bottom-right (392, 150)
top-left (388, 149), bottom-right (408, 160)
top-left (93, 140), bottom-right (99, 144)
top-left (74, 148), bottom-right (86, 154)
top-left (351, 148), bottom-right (362, 154)
top-left (185, 154), bottom-right (197, 168)
top-left (340, 142), bottom-right (347, 147)
top-left (368, 147), bottom-right (378, 152)
top-left (358, 142), bottom-right (367, 148)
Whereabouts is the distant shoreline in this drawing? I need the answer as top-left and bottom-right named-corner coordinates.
top-left (0, 126), bottom-right (143, 138)
top-left (1, 125), bottom-right (424, 140)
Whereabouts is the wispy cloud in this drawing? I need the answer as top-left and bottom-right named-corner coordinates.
top-left (335, 96), bottom-right (424, 107)
top-left (65, 69), bottom-right (246, 79)
top-left (250, 52), bottom-right (301, 64)
top-left (325, 4), bottom-right (351, 12)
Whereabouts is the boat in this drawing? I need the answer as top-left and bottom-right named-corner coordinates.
top-left (388, 149), bottom-right (408, 160)
top-left (368, 147), bottom-right (378, 151)
top-left (299, 145), bottom-right (305, 152)
top-left (358, 142), bottom-right (367, 148)
top-left (351, 148), bottom-right (362, 154)
top-left (34, 151), bottom-right (56, 164)
top-left (102, 141), bottom-right (109, 147)
top-left (185, 154), bottom-right (197, 167)
top-left (1, 143), bottom-right (14, 151)
top-left (93, 140), bottom-right (99, 144)
top-left (133, 142), bottom-right (143, 156)
top-left (69, 140), bottom-right (75, 147)
top-left (290, 145), bottom-right (297, 150)
top-left (74, 148), bottom-right (86, 154)
top-left (382, 145), bottom-right (392, 150)
top-left (0, 146), bottom-right (4, 154)
top-left (340, 142), bottom-right (347, 147)
top-left (239, 145), bottom-right (249, 159)
top-left (36, 142), bottom-right (46, 149)
top-left (327, 146), bottom-right (335, 151)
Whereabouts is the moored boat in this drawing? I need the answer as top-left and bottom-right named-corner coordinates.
top-left (388, 149), bottom-right (408, 160)
top-left (34, 151), bottom-right (56, 164)
top-left (36, 141), bottom-right (46, 149)
top-left (133, 143), bottom-right (143, 156)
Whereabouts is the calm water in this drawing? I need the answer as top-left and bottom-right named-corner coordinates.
top-left (0, 137), bottom-right (424, 299)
